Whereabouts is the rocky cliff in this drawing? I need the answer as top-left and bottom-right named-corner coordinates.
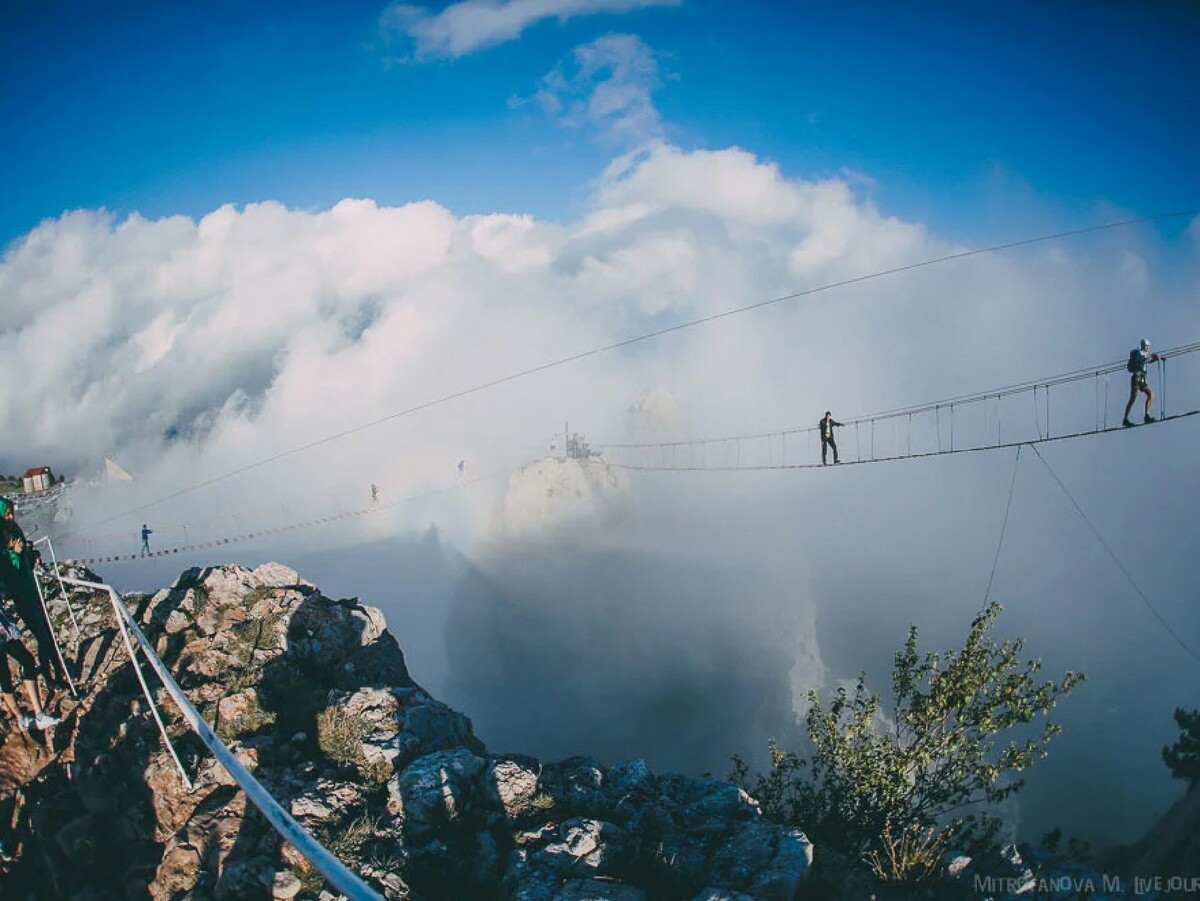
top-left (0, 562), bottom-right (812, 900)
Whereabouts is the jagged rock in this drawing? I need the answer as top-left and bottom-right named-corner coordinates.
top-left (693, 890), bottom-right (754, 901)
top-left (486, 754), bottom-right (542, 819)
top-left (1, 562), bottom-right (819, 901)
top-left (390, 747), bottom-right (488, 841)
top-left (272, 870), bottom-right (303, 899)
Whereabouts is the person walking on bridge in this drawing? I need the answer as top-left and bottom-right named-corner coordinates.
top-left (1123, 338), bottom-right (1163, 427)
top-left (140, 524), bottom-right (153, 556)
top-left (819, 411), bottom-right (843, 465)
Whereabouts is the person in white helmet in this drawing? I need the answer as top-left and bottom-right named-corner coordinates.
top-left (1123, 338), bottom-right (1163, 427)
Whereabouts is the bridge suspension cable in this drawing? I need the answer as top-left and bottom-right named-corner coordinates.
top-left (1027, 445), bottom-right (1200, 667)
top-left (75, 211), bottom-right (1200, 532)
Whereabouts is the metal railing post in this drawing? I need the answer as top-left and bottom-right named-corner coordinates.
top-left (54, 575), bottom-right (383, 901)
top-left (32, 572), bottom-right (78, 698)
top-left (33, 536), bottom-right (82, 641)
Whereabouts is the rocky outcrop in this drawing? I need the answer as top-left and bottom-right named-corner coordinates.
top-left (0, 563), bottom-right (812, 900)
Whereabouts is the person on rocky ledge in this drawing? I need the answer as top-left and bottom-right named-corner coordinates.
top-left (0, 498), bottom-right (70, 692)
top-left (0, 596), bottom-right (58, 732)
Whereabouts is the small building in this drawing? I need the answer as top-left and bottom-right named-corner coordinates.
top-left (22, 466), bottom-right (53, 494)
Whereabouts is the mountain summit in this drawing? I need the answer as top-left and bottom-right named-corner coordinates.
top-left (0, 562), bottom-right (812, 899)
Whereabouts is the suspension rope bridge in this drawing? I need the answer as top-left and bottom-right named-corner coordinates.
top-left (60, 466), bottom-right (513, 566)
top-left (74, 210), bottom-right (1200, 534)
top-left (54, 340), bottom-right (1200, 566)
top-left (596, 341), bottom-right (1200, 472)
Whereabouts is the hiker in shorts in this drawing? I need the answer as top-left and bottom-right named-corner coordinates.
top-left (819, 411), bottom-right (843, 465)
top-left (1123, 338), bottom-right (1163, 427)
top-left (0, 594), bottom-right (58, 732)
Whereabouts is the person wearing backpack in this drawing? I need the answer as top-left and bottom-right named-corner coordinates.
top-left (819, 411), bottom-right (843, 464)
top-left (0, 500), bottom-right (69, 691)
top-left (1123, 338), bottom-right (1163, 427)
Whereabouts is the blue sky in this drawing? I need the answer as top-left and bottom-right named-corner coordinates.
top-left (3, 0), bottom-right (1197, 250)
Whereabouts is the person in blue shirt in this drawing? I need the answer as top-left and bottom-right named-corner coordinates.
top-left (1123, 338), bottom-right (1164, 427)
top-left (140, 524), bottom-right (152, 556)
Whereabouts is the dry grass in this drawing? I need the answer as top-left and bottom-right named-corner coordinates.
top-left (863, 820), bottom-right (952, 886)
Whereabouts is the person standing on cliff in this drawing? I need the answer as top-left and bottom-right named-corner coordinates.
top-left (0, 500), bottom-right (69, 692)
top-left (0, 595), bottom-right (58, 731)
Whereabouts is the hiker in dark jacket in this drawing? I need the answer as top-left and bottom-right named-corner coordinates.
top-left (819, 411), bottom-right (843, 465)
top-left (1123, 338), bottom-right (1164, 427)
top-left (0, 597), bottom-right (58, 731)
top-left (0, 499), bottom-right (68, 689)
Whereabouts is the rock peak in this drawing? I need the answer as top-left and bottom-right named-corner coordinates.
top-left (0, 562), bottom-right (812, 899)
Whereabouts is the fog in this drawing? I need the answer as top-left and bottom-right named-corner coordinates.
top-left (3, 142), bottom-right (1199, 847)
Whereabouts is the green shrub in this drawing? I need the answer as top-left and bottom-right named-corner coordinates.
top-left (733, 602), bottom-right (1083, 881)
top-left (1163, 708), bottom-right (1200, 788)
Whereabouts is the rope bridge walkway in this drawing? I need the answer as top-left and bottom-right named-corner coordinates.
top-left (596, 341), bottom-right (1200, 472)
top-left (62, 468), bottom-right (509, 567)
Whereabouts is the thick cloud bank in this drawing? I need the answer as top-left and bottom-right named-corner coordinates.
top-left (3, 143), bottom-right (1199, 844)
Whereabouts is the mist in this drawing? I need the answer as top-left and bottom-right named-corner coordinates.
top-left (3, 141), bottom-right (1199, 848)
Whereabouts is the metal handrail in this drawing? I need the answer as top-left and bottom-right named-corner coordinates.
top-left (54, 573), bottom-right (383, 901)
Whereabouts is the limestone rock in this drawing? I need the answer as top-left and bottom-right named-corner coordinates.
top-left (0, 562), bottom-right (820, 901)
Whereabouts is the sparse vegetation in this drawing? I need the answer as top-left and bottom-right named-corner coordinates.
top-left (215, 691), bottom-right (277, 742)
top-left (1038, 827), bottom-right (1093, 864)
top-left (317, 810), bottom-right (379, 863)
top-left (530, 791), bottom-right (556, 811)
top-left (188, 584), bottom-right (211, 620)
top-left (317, 703), bottom-right (366, 767)
top-left (315, 700), bottom-right (391, 782)
top-left (362, 757), bottom-right (393, 785)
top-left (1163, 707), bottom-right (1200, 788)
top-left (863, 820), bottom-right (950, 885)
top-left (295, 862), bottom-right (326, 895)
top-left (732, 602), bottom-right (1083, 884)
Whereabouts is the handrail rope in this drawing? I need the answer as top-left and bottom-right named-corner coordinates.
top-left (596, 340), bottom-right (1200, 449)
top-left (70, 211), bottom-right (1200, 534)
top-left (606, 410), bottom-right (1200, 472)
top-left (52, 572), bottom-right (385, 900)
top-left (1027, 445), bottom-right (1200, 667)
top-left (61, 441), bottom-right (553, 545)
top-left (63, 463), bottom-right (515, 566)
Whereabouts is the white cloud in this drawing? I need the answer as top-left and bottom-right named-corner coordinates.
top-left (3, 145), bottom-right (1196, 843)
top-left (2, 142), bottom-right (1188, 530)
top-left (380, 0), bottom-right (680, 60)
top-left (535, 32), bottom-right (664, 145)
